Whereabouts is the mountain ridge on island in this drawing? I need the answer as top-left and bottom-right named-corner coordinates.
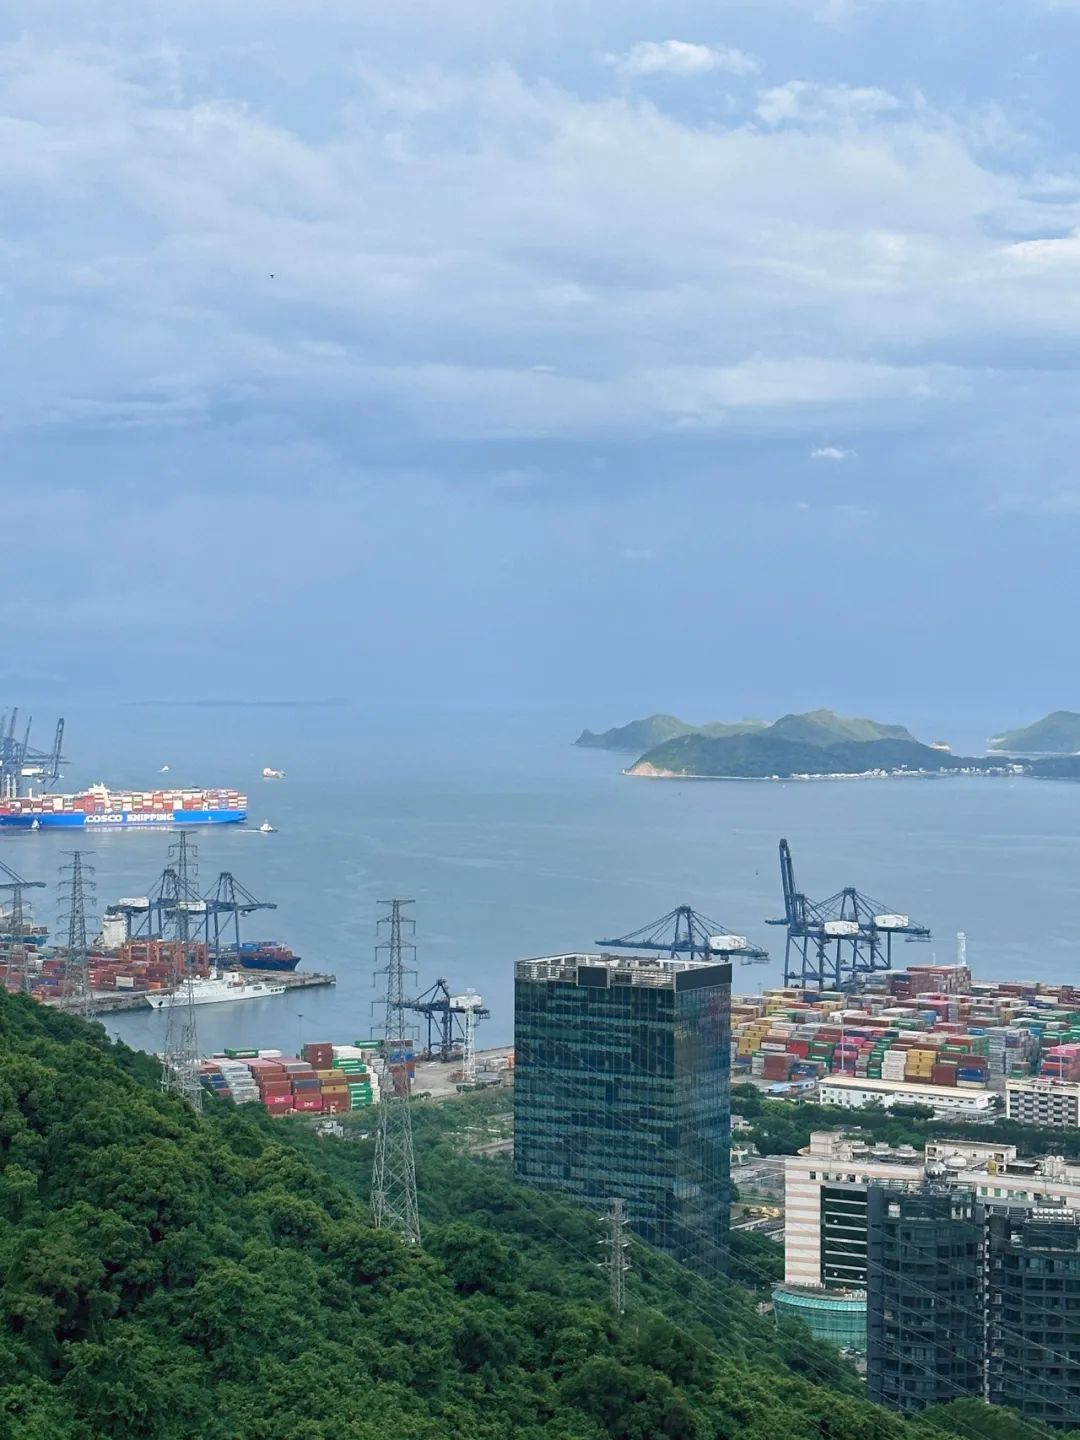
top-left (574, 713), bottom-right (767, 752)
top-left (990, 711), bottom-right (1080, 755)
top-left (576, 708), bottom-right (915, 754)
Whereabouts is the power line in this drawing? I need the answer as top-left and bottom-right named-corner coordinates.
top-left (371, 898), bottom-right (421, 1246)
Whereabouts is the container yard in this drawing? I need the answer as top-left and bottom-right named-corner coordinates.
top-left (200, 1040), bottom-right (398, 1113)
top-left (732, 960), bottom-right (1080, 1101)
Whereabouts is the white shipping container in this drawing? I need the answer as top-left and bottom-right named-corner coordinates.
top-left (708, 934), bottom-right (747, 951)
top-left (874, 913), bottom-right (910, 929)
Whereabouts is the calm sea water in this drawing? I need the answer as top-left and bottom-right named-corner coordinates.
top-left (7, 704), bottom-right (1080, 1055)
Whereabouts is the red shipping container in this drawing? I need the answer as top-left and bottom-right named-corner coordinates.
top-left (294, 1096), bottom-right (323, 1112)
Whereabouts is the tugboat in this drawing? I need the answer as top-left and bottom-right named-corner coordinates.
top-left (259, 820), bottom-right (276, 834)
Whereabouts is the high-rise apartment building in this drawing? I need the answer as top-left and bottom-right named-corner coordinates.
top-left (513, 951), bottom-right (731, 1276)
top-left (865, 1186), bottom-right (984, 1413)
top-left (865, 1186), bottom-right (1080, 1425)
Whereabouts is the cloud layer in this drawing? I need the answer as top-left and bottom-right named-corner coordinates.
top-left (4, 0), bottom-right (1080, 707)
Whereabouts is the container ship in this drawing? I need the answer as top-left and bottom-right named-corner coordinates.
top-left (0, 782), bottom-right (247, 830)
top-left (221, 941), bottom-right (301, 973)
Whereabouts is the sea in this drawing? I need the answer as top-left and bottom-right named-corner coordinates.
top-left (7, 704), bottom-right (1080, 1056)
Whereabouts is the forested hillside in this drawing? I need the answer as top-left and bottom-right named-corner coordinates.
top-left (0, 992), bottom-right (1066, 1439)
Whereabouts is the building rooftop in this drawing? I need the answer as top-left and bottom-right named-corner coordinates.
top-left (514, 952), bottom-right (728, 989)
top-left (819, 1074), bottom-right (995, 1102)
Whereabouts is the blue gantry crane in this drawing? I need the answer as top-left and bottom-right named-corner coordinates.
top-left (768, 837), bottom-right (930, 991)
top-left (0, 710), bottom-right (65, 799)
top-left (597, 903), bottom-right (769, 965)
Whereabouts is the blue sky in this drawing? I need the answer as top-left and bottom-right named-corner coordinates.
top-left (4, 0), bottom-right (1080, 730)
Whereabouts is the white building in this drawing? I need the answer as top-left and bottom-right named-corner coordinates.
top-left (818, 1074), bottom-right (997, 1117)
top-left (784, 1131), bottom-right (1080, 1287)
top-left (1006, 1077), bottom-right (1080, 1129)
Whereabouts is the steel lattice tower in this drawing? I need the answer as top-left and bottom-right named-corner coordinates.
top-left (0, 860), bottom-right (45, 994)
top-left (371, 898), bottom-right (421, 1246)
top-left (58, 851), bottom-right (95, 1017)
top-left (159, 833), bottom-right (203, 1110)
top-left (604, 1198), bottom-right (630, 1315)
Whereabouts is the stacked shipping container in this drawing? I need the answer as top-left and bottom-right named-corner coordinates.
top-left (198, 1042), bottom-right (383, 1114)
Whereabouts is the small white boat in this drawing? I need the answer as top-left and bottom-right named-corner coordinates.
top-left (259, 821), bottom-right (276, 834)
top-left (159, 764), bottom-right (170, 773)
top-left (261, 767), bottom-right (285, 779)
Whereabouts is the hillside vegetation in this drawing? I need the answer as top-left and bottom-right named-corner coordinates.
top-left (0, 991), bottom-right (1064, 1440)
top-left (578, 709), bottom-right (917, 755)
top-left (575, 715), bottom-right (764, 752)
top-left (628, 733), bottom-right (990, 779)
top-left (991, 711), bottom-right (1080, 754)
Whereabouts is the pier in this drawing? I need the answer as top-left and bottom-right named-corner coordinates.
top-left (48, 968), bottom-right (337, 1016)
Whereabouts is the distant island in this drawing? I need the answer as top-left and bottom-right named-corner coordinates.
top-left (574, 714), bottom-right (765, 753)
top-left (990, 711), bottom-right (1080, 755)
top-left (576, 708), bottom-right (1080, 781)
top-left (629, 733), bottom-right (1002, 780)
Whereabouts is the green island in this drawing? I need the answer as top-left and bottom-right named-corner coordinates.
top-left (990, 711), bottom-right (1080, 755)
top-left (575, 715), bottom-right (766, 753)
top-left (627, 733), bottom-right (996, 780)
top-left (572, 707), bottom-right (1080, 779)
top-left (1, 990), bottom-right (1064, 1440)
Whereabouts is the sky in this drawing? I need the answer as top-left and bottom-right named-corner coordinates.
top-left (4, 0), bottom-right (1080, 729)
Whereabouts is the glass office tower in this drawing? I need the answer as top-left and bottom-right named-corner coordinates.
top-left (513, 953), bottom-right (731, 1276)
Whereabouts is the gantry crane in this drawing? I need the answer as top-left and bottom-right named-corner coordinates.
top-left (406, 978), bottom-right (491, 1061)
top-left (597, 903), bottom-right (769, 964)
top-left (767, 837), bottom-right (930, 991)
top-left (0, 710), bottom-right (65, 799)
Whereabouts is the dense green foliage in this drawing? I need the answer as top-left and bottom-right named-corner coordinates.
top-left (574, 715), bottom-right (764, 752)
top-left (991, 711), bottom-right (1080, 755)
top-left (577, 709), bottom-right (916, 757)
top-left (766, 710), bottom-right (915, 746)
top-left (0, 994), bottom-right (1061, 1440)
top-left (630, 733), bottom-right (996, 779)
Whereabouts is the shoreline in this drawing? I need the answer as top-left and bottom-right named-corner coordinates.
top-left (623, 765), bottom-right (1023, 783)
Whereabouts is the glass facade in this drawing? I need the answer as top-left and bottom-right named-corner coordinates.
top-left (866, 1186), bottom-right (983, 1414)
top-left (772, 1286), bottom-right (867, 1352)
top-left (513, 954), bottom-right (731, 1276)
top-left (987, 1209), bottom-right (1080, 1426)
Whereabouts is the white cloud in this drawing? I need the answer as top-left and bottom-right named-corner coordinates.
top-left (621, 547), bottom-right (653, 561)
top-left (757, 81), bottom-right (902, 126)
top-left (0, 21), bottom-right (1077, 460)
top-left (606, 40), bottom-right (759, 79)
top-left (811, 445), bottom-right (854, 460)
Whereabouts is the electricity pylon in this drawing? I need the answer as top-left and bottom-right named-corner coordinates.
top-left (58, 851), bottom-right (95, 1018)
top-left (159, 833), bottom-right (203, 1110)
top-left (371, 898), bottom-right (421, 1246)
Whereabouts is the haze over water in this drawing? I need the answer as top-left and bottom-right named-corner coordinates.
top-left (8, 704), bottom-right (1080, 1055)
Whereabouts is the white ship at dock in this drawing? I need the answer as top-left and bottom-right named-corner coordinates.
top-left (145, 972), bottom-right (286, 1008)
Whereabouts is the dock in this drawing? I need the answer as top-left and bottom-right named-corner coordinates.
top-left (48, 969), bottom-right (337, 1016)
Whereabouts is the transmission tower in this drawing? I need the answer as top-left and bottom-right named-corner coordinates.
top-left (0, 859), bottom-right (45, 994)
top-left (604, 1198), bottom-right (630, 1315)
top-left (159, 833), bottom-right (203, 1110)
top-left (371, 899), bottom-right (421, 1246)
top-left (58, 851), bottom-right (95, 1018)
